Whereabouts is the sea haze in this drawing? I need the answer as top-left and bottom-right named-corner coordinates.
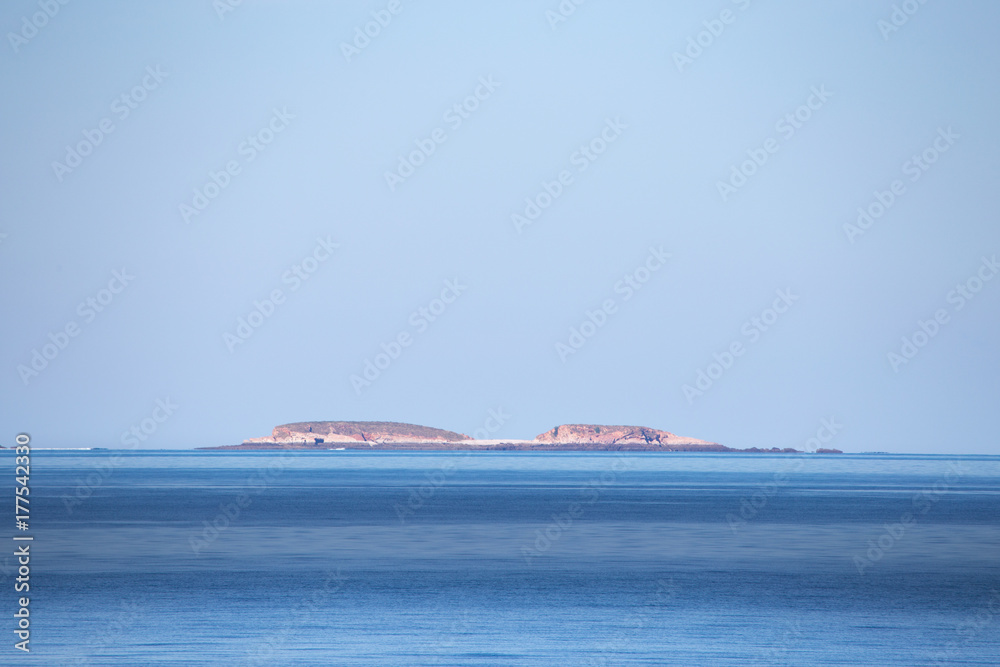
top-left (9, 450), bottom-right (1000, 666)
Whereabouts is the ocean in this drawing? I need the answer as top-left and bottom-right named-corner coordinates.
top-left (5, 450), bottom-right (999, 665)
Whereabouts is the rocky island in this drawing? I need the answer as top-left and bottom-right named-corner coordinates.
top-left (201, 421), bottom-right (841, 453)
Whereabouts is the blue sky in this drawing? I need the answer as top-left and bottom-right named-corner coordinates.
top-left (2, 0), bottom-right (998, 453)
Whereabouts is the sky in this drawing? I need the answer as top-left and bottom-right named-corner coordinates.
top-left (1, 0), bottom-right (998, 454)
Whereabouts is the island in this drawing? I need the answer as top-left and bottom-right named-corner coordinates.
top-left (199, 421), bottom-right (841, 453)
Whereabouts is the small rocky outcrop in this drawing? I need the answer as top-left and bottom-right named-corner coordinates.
top-left (203, 420), bottom-right (843, 453)
top-left (534, 424), bottom-right (715, 447)
top-left (243, 421), bottom-right (470, 447)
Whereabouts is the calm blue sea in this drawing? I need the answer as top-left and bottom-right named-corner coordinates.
top-left (3, 450), bottom-right (999, 665)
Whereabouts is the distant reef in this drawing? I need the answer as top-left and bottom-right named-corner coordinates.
top-left (199, 421), bottom-right (841, 453)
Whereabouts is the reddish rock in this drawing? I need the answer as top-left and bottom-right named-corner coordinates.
top-left (201, 420), bottom-right (844, 453)
top-left (534, 424), bottom-right (715, 447)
